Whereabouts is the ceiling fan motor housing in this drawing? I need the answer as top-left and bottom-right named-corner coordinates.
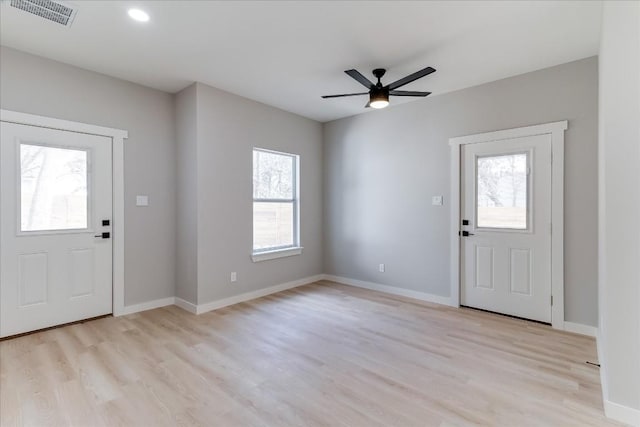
top-left (372, 68), bottom-right (387, 81)
top-left (369, 86), bottom-right (389, 103)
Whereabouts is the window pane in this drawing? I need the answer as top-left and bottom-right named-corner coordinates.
top-left (253, 202), bottom-right (294, 250)
top-left (253, 150), bottom-right (293, 199)
top-left (477, 153), bottom-right (527, 229)
top-left (20, 144), bottom-right (88, 232)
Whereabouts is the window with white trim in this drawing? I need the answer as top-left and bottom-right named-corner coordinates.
top-left (252, 148), bottom-right (299, 254)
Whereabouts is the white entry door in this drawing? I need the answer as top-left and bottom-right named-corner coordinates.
top-left (460, 134), bottom-right (552, 323)
top-left (1, 122), bottom-right (113, 337)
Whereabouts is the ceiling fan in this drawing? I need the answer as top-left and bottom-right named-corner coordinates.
top-left (322, 66), bottom-right (436, 109)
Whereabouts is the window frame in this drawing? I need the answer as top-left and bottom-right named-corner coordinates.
top-left (251, 147), bottom-right (301, 260)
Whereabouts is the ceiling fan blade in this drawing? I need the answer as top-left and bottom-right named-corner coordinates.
top-left (389, 90), bottom-right (432, 97)
top-left (321, 92), bottom-right (369, 98)
top-left (345, 69), bottom-right (375, 89)
top-left (387, 66), bottom-right (436, 90)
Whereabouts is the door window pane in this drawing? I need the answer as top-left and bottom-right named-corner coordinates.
top-left (477, 153), bottom-right (527, 229)
top-left (253, 202), bottom-right (294, 250)
top-left (20, 143), bottom-right (89, 232)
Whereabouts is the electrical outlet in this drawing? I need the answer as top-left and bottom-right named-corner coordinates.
top-left (432, 196), bottom-right (443, 206)
top-left (379, 263), bottom-right (385, 273)
top-left (230, 272), bottom-right (237, 282)
top-left (136, 195), bottom-right (149, 206)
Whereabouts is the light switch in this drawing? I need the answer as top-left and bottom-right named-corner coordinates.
top-left (432, 196), bottom-right (443, 206)
top-left (136, 195), bottom-right (149, 207)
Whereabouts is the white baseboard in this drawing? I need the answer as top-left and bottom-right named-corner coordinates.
top-left (122, 275), bottom-right (323, 317)
top-left (322, 274), bottom-right (455, 307)
top-left (604, 399), bottom-right (640, 426)
top-left (118, 297), bottom-right (176, 316)
top-left (175, 274), bottom-right (324, 315)
top-left (596, 329), bottom-right (640, 426)
top-left (174, 297), bottom-right (198, 314)
top-left (562, 321), bottom-right (598, 337)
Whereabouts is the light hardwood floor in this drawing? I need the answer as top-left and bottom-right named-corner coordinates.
top-left (0, 281), bottom-right (623, 427)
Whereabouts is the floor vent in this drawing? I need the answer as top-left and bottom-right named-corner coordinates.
top-left (9, 0), bottom-right (77, 27)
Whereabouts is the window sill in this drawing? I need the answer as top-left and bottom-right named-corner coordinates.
top-left (251, 247), bottom-right (303, 263)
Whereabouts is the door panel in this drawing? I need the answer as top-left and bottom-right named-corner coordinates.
top-left (70, 247), bottom-right (95, 298)
top-left (1, 122), bottom-right (113, 337)
top-left (509, 248), bottom-right (532, 295)
top-left (461, 134), bottom-right (552, 323)
top-left (475, 245), bottom-right (494, 289)
top-left (18, 252), bottom-right (48, 306)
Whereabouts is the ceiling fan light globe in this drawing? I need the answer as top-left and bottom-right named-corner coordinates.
top-left (369, 89), bottom-right (389, 109)
top-left (369, 100), bottom-right (389, 109)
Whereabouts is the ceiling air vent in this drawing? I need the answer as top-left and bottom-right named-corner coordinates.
top-left (9, 0), bottom-right (77, 27)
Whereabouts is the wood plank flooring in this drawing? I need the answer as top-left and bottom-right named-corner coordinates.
top-left (0, 281), bottom-right (624, 426)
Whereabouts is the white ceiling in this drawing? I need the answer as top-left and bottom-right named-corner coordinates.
top-left (0, 1), bottom-right (602, 122)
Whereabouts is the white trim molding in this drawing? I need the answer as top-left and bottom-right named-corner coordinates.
top-left (1, 109), bottom-right (129, 316)
top-left (604, 399), bottom-right (640, 426)
top-left (562, 321), bottom-right (597, 337)
top-left (323, 275), bottom-right (456, 307)
top-left (0, 110), bottom-right (128, 140)
top-left (176, 274), bottom-right (324, 315)
top-left (119, 297), bottom-right (176, 316)
top-left (596, 329), bottom-right (640, 426)
top-left (251, 246), bottom-right (303, 262)
top-left (174, 297), bottom-right (198, 314)
top-left (448, 121), bottom-right (568, 330)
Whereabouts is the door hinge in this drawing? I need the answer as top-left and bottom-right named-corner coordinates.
top-left (551, 295), bottom-right (554, 306)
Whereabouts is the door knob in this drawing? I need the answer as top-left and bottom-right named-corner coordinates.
top-left (94, 232), bottom-right (111, 239)
top-left (461, 231), bottom-right (475, 237)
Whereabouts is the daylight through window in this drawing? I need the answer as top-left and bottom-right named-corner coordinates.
top-left (253, 148), bottom-right (299, 252)
top-left (20, 143), bottom-right (89, 232)
top-left (476, 152), bottom-right (528, 229)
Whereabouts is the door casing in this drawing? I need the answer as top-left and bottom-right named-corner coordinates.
top-left (0, 109), bottom-right (128, 316)
top-left (449, 121), bottom-right (567, 330)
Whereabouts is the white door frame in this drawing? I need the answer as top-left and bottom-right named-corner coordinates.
top-left (449, 121), bottom-right (567, 330)
top-left (0, 109), bottom-right (129, 316)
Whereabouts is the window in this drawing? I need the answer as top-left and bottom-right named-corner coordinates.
top-left (20, 143), bottom-right (89, 232)
top-left (476, 152), bottom-right (528, 229)
top-left (252, 148), bottom-right (300, 259)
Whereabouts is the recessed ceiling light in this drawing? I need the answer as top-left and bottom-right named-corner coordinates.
top-left (128, 8), bottom-right (149, 22)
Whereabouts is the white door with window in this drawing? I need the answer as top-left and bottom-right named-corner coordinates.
top-left (1, 122), bottom-right (113, 337)
top-left (460, 134), bottom-right (552, 323)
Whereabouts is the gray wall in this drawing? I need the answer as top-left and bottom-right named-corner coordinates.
top-left (598, 1), bottom-right (640, 412)
top-left (323, 57), bottom-right (599, 326)
top-left (175, 82), bottom-right (324, 305)
top-left (0, 46), bottom-right (177, 306)
top-left (1, 46), bottom-right (601, 329)
top-left (175, 84), bottom-right (199, 303)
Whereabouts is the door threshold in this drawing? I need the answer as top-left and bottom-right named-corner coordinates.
top-left (460, 305), bottom-right (551, 326)
top-left (0, 314), bottom-right (112, 341)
